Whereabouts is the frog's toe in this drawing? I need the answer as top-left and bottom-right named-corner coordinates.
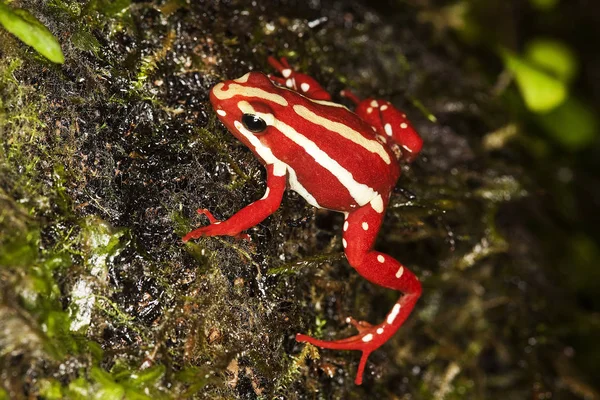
top-left (296, 331), bottom-right (382, 385)
top-left (345, 316), bottom-right (374, 333)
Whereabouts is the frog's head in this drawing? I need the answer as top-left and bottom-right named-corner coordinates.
top-left (209, 72), bottom-right (288, 161)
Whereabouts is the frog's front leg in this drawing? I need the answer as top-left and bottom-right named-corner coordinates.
top-left (296, 201), bottom-right (422, 385)
top-left (267, 56), bottom-right (332, 101)
top-left (182, 163), bottom-right (287, 242)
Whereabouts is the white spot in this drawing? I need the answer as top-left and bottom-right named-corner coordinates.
top-left (376, 328), bottom-right (384, 334)
top-left (380, 105), bottom-right (388, 111)
top-left (395, 266), bottom-right (404, 279)
top-left (261, 187), bottom-right (270, 200)
top-left (370, 100), bottom-right (378, 107)
top-left (214, 221), bottom-right (221, 225)
top-left (362, 333), bottom-right (374, 342)
top-left (286, 79), bottom-right (294, 88)
top-left (384, 123), bottom-right (393, 137)
top-left (402, 113), bottom-right (406, 118)
top-left (282, 69), bottom-right (292, 78)
top-left (345, 317), bottom-right (352, 323)
top-left (400, 122), bottom-right (408, 129)
top-left (300, 82), bottom-right (310, 92)
top-left (342, 238), bottom-right (347, 248)
top-left (269, 163), bottom-right (285, 177)
top-left (293, 104), bottom-right (391, 165)
top-left (362, 222), bottom-right (369, 230)
top-left (216, 109), bottom-right (227, 116)
top-left (370, 194), bottom-right (384, 213)
top-left (402, 145), bottom-right (413, 153)
top-left (212, 82), bottom-right (288, 106)
top-left (377, 255), bottom-right (385, 263)
top-left (343, 221), bottom-right (349, 231)
top-left (387, 304), bottom-right (401, 324)
top-left (367, 107), bottom-right (373, 114)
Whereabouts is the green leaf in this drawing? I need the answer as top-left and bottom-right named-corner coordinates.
top-left (0, 2), bottom-right (64, 63)
top-left (129, 365), bottom-right (166, 386)
top-left (501, 48), bottom-right (567, 112)
top-left (537, 97), bottom-right (598, 151)
top-left (525, 38), bottom-right (578, 83)
top-left (529, 0), bottom-right (559, 11)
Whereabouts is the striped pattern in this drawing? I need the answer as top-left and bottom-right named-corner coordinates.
top-left (211, 72), bottom-right (399, 213)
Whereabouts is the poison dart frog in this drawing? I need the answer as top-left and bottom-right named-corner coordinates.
top-left (183, 56), bottom-right (423, 385)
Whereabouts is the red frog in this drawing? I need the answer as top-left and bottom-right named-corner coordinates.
top-left (184, 56), bottom-right (423, 385)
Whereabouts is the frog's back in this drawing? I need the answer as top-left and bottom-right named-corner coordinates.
top-left (264, 89), bottom-right (400, 211)
top-left (210, 72), bottom-right (400, 212)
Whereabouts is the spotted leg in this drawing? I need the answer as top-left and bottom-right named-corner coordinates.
top-left (296, 201), bottom-right (422, 385)
top-left (340, 90), bottom-right (423, 163)
top-left (267, 56), bottom-right (332, 101)
top-left (183, 164), bottom-right (287, 242)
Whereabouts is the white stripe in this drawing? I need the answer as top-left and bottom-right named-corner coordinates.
top-left (370, 194), bottom-right (383, 213)
top-left (234, 120), bottom-right (279, 164)
top-left (307, 98), bottom-right (348, 109)
top-left (233, 120), bottom-right (288, 181)
top-left (238, 102), bottom-right (381, 209)
top-left (232, 114), bottom-right (320, 208)
top-left (275, 119), bottom-right (380, 207)
top-left (293, 105), bottom-right (391, 165)
top-left (261, 187), bottom-right (270, 199)
top-left (234, 73), bottom-right (250, 83)
top-left (286, 166), bottom-right (321, 208)
top-left (212, 82), bottom-right (288, 106)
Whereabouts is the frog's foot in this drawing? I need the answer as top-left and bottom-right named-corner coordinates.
top-left (296, 320), bottom-right (393, 385)
top-left (183, 208), bottom-right (250, 242)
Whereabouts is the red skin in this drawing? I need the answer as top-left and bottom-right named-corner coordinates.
top-left (184, 57), bottom-right (423, 385)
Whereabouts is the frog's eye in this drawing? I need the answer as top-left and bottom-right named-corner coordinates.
top-left (241, 114), bottom-right (267, 133)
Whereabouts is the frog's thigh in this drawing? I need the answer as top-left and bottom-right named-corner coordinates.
top-left (342, 204), bottom-right (421, 295)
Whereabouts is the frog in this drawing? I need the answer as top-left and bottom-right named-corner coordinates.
top-left (183, 56), bottom-right (423, 385)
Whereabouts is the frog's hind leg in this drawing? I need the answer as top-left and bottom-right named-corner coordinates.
top-left (296, 201), bottom-right (422, 385)
top-left (267, 56), bottom-right (332, 101)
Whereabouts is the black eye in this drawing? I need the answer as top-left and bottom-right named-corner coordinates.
top-left (241, 114), bottom-right (267, 133)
